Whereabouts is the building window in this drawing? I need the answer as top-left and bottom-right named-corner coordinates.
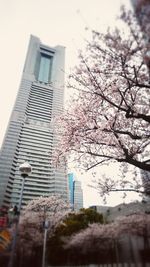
top-left (38, 54), bottom-right (52, 83)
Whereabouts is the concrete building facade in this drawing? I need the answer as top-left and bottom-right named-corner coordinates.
top-left (91, 201), bottom-right (150, 222)
top-left (0, 35), bottom-right (68, 207)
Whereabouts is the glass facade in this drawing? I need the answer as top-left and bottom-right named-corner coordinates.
top-left (68, 173), bottom-right (83, 211)
top-left (68, 173), bottom-right (74, 206)
top-left (38, 54), bottom-right (52, 83)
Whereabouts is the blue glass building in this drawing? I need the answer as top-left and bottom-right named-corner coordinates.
top-left (68, 173), bottom-right (83, 211)
top-left (68, 173), bottom-right (74, 206)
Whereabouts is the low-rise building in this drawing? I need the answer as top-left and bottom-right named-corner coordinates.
top-left (91, 200), bottom-right (150, 222)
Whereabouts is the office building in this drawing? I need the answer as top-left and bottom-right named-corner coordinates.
top-left (91, 201), bottom-right (150, 222)
top-left (74, 180), bottom-right (83, 211)
top-left (0, 35), bottom-right (68, 207)
top-left (68, 173), bottom-right (74, 207)
top-left (68, 173), bottom-right (83, 211)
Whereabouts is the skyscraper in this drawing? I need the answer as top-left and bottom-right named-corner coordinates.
top-left (74, 180), bottom-right (83, 211)
top-left (68, 173), bottom-right (74, 207)
top-left (68, 173), bottom-right (83, 211)
top-left (0, 35), bottom-right (68, 207)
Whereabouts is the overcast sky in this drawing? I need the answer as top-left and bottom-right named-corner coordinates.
top-left (0, 0), bottom-right (138, 207)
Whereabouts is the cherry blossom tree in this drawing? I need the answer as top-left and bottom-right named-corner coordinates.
top-left (64, 222), bottom-right (119, 252)
top-left (90, 167), bottom-right (146, 202)
top-left (116, 213), bottom-right (150, 237)
top-left (46, 208), bottom-right (104, 265)
top-left (132, 0), bottom-right (150, 48)
top-left (64, 213), bottom-right (150, 254)
top-left (17, 195), bottom-right (71, 262)
top-left (55, 5), bottom-right (150, 198)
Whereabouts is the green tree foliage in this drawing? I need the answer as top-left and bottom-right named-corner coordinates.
top-left (55, 208), bottom-right (104, 237)
top-left (47, 208), bottom-right (104, 265)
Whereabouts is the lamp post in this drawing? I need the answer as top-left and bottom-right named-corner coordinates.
top-left (8, 162), bottom-right (32, 267)
top-left (42, 220), bottom-right (50, 267)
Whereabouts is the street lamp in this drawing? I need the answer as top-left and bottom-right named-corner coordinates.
top-left (8, 161), bottom-right (32, 267)
top-left (18, 162), bottom-right (32, 211)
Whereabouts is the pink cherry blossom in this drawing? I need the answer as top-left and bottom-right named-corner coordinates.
top-left (54, 5), bottom-right (150, 198)
top-left (18, 195), bottom-right (71, 255)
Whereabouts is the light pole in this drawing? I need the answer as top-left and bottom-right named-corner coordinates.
top-left (42, 220), bottom-right (49, 267)
top-left (8, 161), bottom-right (32, 267)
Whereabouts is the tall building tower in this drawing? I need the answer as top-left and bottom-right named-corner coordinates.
top-left (0, 35), bottom-right (68, 207)
top-left (74, 180), bottom-right (83, 211)
top-left (68, 173), bottom-right (74, 207)
top-left (68, 173), bottom-right (83, 211)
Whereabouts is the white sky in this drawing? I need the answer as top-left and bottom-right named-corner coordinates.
top-left (0, 0), bottom-right (138, 208)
